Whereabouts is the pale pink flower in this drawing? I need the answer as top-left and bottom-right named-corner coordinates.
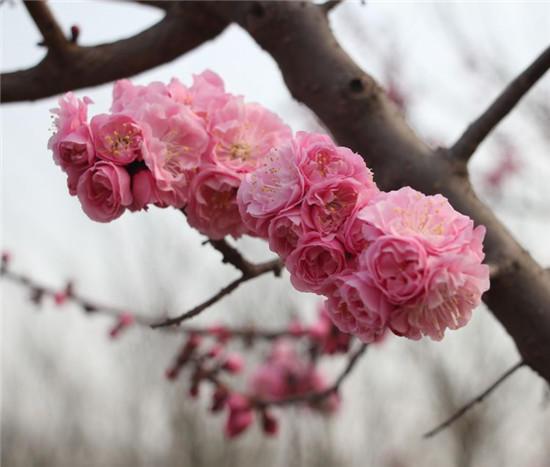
top-left (338, 200), bottom-right (373, 256)
top-left (295, 131), bottom-right (375, 187)
top-left (325, 272), bottom-right (393, 343)
top-left (237, 144), bottom-right (305, 237)
top-left (207, 97), bottom-right (291, 173)
top-left (111, 80), bottom-right (172, 118)
top-left (77, 161), bottom-right (132, 222)
top-left (389, 256), bottom-right (489, 341)
top-left (186, 167), bottom-right (248, 239)
top-left (267, 208), bottom-right (305, 259)
top-left (362, 235), bottom-right (428, 305)
top-left (358, 187), bottom-right (480, 256)
top-left (55, 126), bottom-right (95, 195)
top-left (187, 70), bottom-right (230, 117)
top-left (301, 177), bottom-right (367, 237)
top-left (309, 303), bottom-right (352, 355)
top-left (249, 340), bottom-right (339, 412)
top-left (49, 92), bottom-right (92, 144)
top-left (90, 114), bottom-right (144, 165)
top-left (129, 169), bottom-right (159, 212)
top-left (285, 232), bottom-right (348, 294)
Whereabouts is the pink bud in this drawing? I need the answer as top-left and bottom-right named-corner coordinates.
top-left (208, 324), bottom-right (230, 343)
top-left (54, 291), bottom-right (68, 306)
top-left (261, 410), bottom-right (279, 436)
top-left (165, 367), bottom-right (179, 381)
top-left (70, 25), bottom-right (80, 43)
top-left (288, 320), bottom-right (305, 337)
top-left (222, 354), bottom-right (244, 374)
top-left (225, 394), bottom-right (254, 438)
top-left (210, 386), bottom-right (229, 413)
top-left (206, 344), bottom-right (223, 359)
top-left (109, 312), bottom-right (134, 339)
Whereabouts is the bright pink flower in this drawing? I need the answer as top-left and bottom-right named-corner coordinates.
top-left (362, 235), bottom-right (428, 305)
top-left (129, 169), bottom-right (159, 212)
top-left (90, 114), bottom-right (144, 164)
top-left (301, 177), bottom-right (366, 236)
top-left (208, 97), bottom-right (291, 173)
top-left (186, 167), bottom-right (248, 239)
top-left (295, 131), bottom-right (375, 187)
top-left (325, 272), bottom-right (393, 343)
top-left (225, 393), bottom-right (254, 438)
top-left (338, 201), bottom-right (372, 256)
top-left (238, 144), bottom-right (305, 237)
top-left (389, 256), bottom-right (490, 341)
top-left (76, 162), bottom-right (132, 222)
top-left (358, 187), bottom-right (480, 256)
top-left (222, 354), bottom-right (244, 374)
top-left (267, 208), bottom-right (305, 259)
top-left (285, 232), bottom-right (348, 295)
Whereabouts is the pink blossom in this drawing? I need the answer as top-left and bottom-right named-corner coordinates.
top-left (295, 131), bottom-right (375, 187)
top-left (325, 272), bottom-right (393, 343)
top-left (129, 169), bottom-right (159, 212)
top-left (358, 187), bottom-right (480, 256)
top-left (55, 126), bottom-right (95, 195)
top-left (267, 208), bottom-right (305, 259)
top-left (111, 80), bottom-right (172, 118)
top-left (301, 177), bottom-right (366, 236)
top-left (186, 167), bottom-right (248, 239)
top-left (285, 232), bottom-right (348, 295)
top-left (238, 144), bottom-right (305, 237)
top-left (49, 92), bottom-right (92, 144)
top-left (90, 114), bottom-right (144, 164)
top-left (362, 235), bottom-right (428, 305)
top-left (185, 70), bottom-right (230, 117)
top-left (338, 201), bottom-right (372, 256)
top-left (309, 303), bottom-right (352, 355)
top-left (208, 97), bottom-right (291, 173)
top-left (225, 393), bottom-right (254, 438)
top-left (389, 256), bottom-right (489, 340)
top-left (76, 162), bottom-right (132, 222)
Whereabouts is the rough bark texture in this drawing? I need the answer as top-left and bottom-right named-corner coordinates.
top-left (2, 1), bottom-right (549, 383)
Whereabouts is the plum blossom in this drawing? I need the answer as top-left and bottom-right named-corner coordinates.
top-left (267, 208), bottom-right (305, 259)
top-left (90, 114), bottom-right (144, 165)
top-left (186, 167), bottom-right (248, 239)
top-left (76, 161), bottom-right (132, 222)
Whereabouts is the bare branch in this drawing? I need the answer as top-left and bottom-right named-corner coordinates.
top-left (1, 258), bottom-right (300, 340)
top-left (423, 361), bottom-right (525, 438)
top-left (1, 2), bottom-right (227, 103)
top-left (450, 45), bottom-right (550, 163)
top-left (150, 257), bottom-right (281, 328)
top-left (23, 1), bottom-right (69, 53)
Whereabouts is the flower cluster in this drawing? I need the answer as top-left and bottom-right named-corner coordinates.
top-left (49, 71), bottom-right (490, 343)
top-left (238, 139), bottom-right (490, 342)
top-left (49, 71), bottom-right (291, 238)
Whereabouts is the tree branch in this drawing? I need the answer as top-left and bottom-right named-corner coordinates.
top-left (423, 361), bottom-right (525, 438)
top-left (150, 256), bottom-right (281, 328)
top-left (204, 1), bottom-right (550, 384)
top-left (450, 45), bottom-right (550, 162)
top-left (24, 0), bottom-right (69, 54)
top-left (1, 2), bottom-right (227, 102)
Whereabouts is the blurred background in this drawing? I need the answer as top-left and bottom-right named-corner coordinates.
top-left (1, 1), bottom-right (550, 466)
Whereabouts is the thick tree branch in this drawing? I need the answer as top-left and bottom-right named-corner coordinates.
top-left (451, 45), bottom-right (550, 162)
top-left (204, 1), bottom-right (550, 384)
top-left (1, 2), bottom-right (227, 102)
top-left (24, 1), bottom-right (69, 54)
top-left (424, 360), bottom-right (525, 438)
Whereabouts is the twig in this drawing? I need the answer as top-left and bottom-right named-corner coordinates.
top-left (423, 360), bottom-right (525, 438)
top-left (254, 343), bottom-right (368, 407)
top-left (150, 256), bottom-right (281, 328)
top-left (1, 261), bottom-right (301, 340)
top-left (321, 0), bottom-right (343, 14)
top-left (24, 0), bottom-right (69, 54)
top-left (450, 45), bottom-right (550, 163)
top-left (1, 2), bottom-right (227, 102)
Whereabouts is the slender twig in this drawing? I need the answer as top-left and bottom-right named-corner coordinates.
top-left (450, 45), bottom-right (550, 163)
top-left (1, 263), bottom-right (302, 340)
top-left (150, 256), bottom-right (281, 328)
top-left (23, 0), bottom-right (69, 54)
top-left (423, 360), bottom-right (525, 438)
top-left (321, 0), bottom-right (343, 14)
top-left (254, 343), bottom-right (368, 408)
